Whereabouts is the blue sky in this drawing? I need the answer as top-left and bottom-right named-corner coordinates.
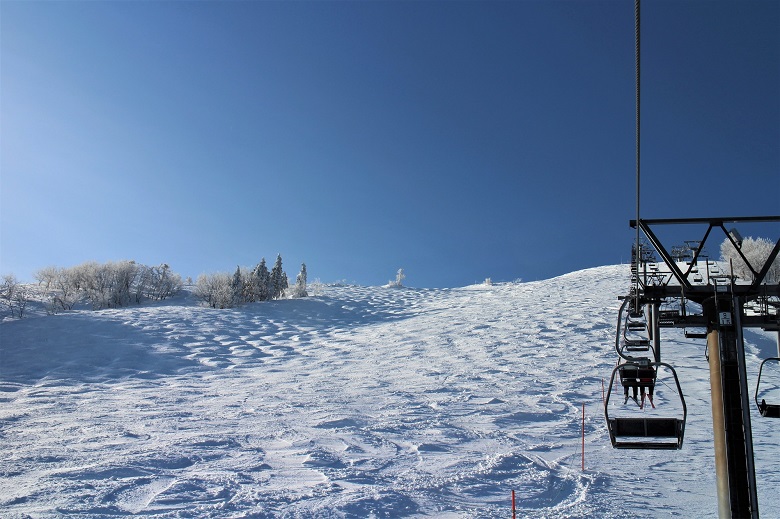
top-left (1, 0), bottom-right (778, 287)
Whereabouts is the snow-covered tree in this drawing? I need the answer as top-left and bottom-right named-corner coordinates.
top-left (77, 261), bottom-right (112, 310)
top-left (33, 261), bottom-right (181, 313)
top-left (36, 266), bottom-right (80, 313)
top-left (288, 263), bottom-right (308, 298)
top-left (1, 274), bottom-right (30, 318)
top-left (144, 264), bottom-right (182, 301)
top-left (270, 254), bottom-right (287, 300)
top-left (109, 260), bottom-right (138, 308)
top-left (194, 255), bottom-right (293, 307)
top-left (251, 259), bottom-right (270, 302)
top-left (387, 268), bottom-right (405, 287)
top-left (195, 272), bottom-right (235, 309)
top-left (720, 236), bottom-right (780, 284)
top-left (231, 265), bottom-right (244, 305)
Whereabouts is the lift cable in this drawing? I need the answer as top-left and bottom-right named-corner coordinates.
top-left (634, 0), bottom-right (642, 310)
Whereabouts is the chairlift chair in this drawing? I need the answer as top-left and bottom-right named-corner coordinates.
top-left (617, 299), bottom-right (652, 355)
top-left (604, 361), bottom-right (687, 450)
top-left (684, 328), bottom-right (707, 340)
top-left (625, 311), bottom-right (648, 332)
top-left (755, 357), bottom-right (780, 418)
top-left (627, 320), bottom-right (647, 331)
top-left (623, 338), bottom-right (652, 352)
top-left (618, 360), bottom-right (656, 407)
top-left (622, 316), bottom-right (651, 352)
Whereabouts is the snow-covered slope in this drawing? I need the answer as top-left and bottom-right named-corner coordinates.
top-left (1, 265), bottom-right (778, 518)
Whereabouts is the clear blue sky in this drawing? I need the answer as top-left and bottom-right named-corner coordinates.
top-left (1, 0), bottom-right (778, 287)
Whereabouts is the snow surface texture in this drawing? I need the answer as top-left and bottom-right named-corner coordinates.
top-left (1, 265), bottom-right (778, 518)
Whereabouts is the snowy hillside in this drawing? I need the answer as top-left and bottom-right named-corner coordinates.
top-left (1, 265), bottom-right (778, 518)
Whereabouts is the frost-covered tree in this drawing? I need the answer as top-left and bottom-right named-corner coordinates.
top-left (288, 263), bottom-right (308, 298)
top-left (110, 260), bottom-right (138, 308)
top-left (195, 272), bottom-right (235, 309)
top-left (25, 261), bottom-right (183, 314)
top-left (142, 264), bottom-right (182, 302)
top-left (270, 254), bottom-right (287, 300)
top-left (720, 236), bottom-right (780, 284)
top-left (231, 265), bottom-right (244, 305)
top-left (35, 266), bottom-right (57, 294)
top-left (387, 268), bottom-right (405, 287)
top-left (36, 266), bottom-right (80, 313)
top-left (38, 260), bottom-right (183, 311)
top-left (251, 259), bottom-right (270, 302)
top-left (77, 261), bottom-right (112, 310)
top-left (133, 264), bottom-right (154, 304)
top-left (75, 260), bottom-right (139, 310)
top-left (1, 274), bottom-right (29, 318)
top-left (2, 274), bottom-right (17, 314)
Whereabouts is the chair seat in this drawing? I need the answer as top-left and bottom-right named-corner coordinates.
top-left (608, 417), bottom-right (684, 450)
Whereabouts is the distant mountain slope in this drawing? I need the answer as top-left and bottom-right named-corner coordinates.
top-left (1, 265), bottom-right (777, 518)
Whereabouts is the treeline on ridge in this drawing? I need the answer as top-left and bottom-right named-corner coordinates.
top-left (1, 254), bottom-right (309, 319)
top-left (33, 260), bottom-right (183, 313)
top-left (195, 255), bottom-right (307, 309)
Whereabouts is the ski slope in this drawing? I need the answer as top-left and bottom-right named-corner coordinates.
top-left (1, 265), bottom-right (778, 518)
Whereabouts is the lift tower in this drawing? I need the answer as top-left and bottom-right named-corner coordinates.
top-left (628, 216), bottom-right (780, 519)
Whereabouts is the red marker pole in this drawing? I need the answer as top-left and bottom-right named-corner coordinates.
top-left (602, 378), bottom-right (605, 407)
top-left (511, 489), bottom-right (516, 519)
top-left (581, 403), bottom-right (585, 471)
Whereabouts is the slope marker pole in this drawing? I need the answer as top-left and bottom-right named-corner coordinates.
top-left (601, 378), bottom-right (605, 407)
top-left (511, 489), bottom-right (516, 519)
top-left (581, 403), bottom-right (586, 471)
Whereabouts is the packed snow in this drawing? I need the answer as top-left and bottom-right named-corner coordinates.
top-left (1, 265), bottom-right (778, 518)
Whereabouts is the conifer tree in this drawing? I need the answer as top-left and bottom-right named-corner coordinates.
top-left (292, 263), bottom-right (308, 298)
top-left (252, 258), bottom-right (270, 301)
top-left (270, 254), bottom-right (285, 299)
top-left (231, 265), bottom-right (243, 305)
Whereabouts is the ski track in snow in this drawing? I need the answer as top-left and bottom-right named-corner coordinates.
top-left (1, 265), bottom-right (778, 518)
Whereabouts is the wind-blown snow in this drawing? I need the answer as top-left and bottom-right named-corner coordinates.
top-left (1, 265), bottom-right (778, 518)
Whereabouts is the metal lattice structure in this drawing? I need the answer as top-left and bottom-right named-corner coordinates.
top-left (605, 215), bottom-right (780, 518)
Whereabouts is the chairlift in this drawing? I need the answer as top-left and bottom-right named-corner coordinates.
top-left (619, 359), bottom-right (657, 408)
top-left (622, 313), bottom-right (651, 352)
top-left (684, 328), bottom-right (707, 340)
top-left (604, 360), bottom-right (687, 449)
top-left (627, 320), bottom-right (647, 331)
top-left (755, 357), bottom-right (780, 418)
top-left (624, 338), bottom-right (652, 352)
